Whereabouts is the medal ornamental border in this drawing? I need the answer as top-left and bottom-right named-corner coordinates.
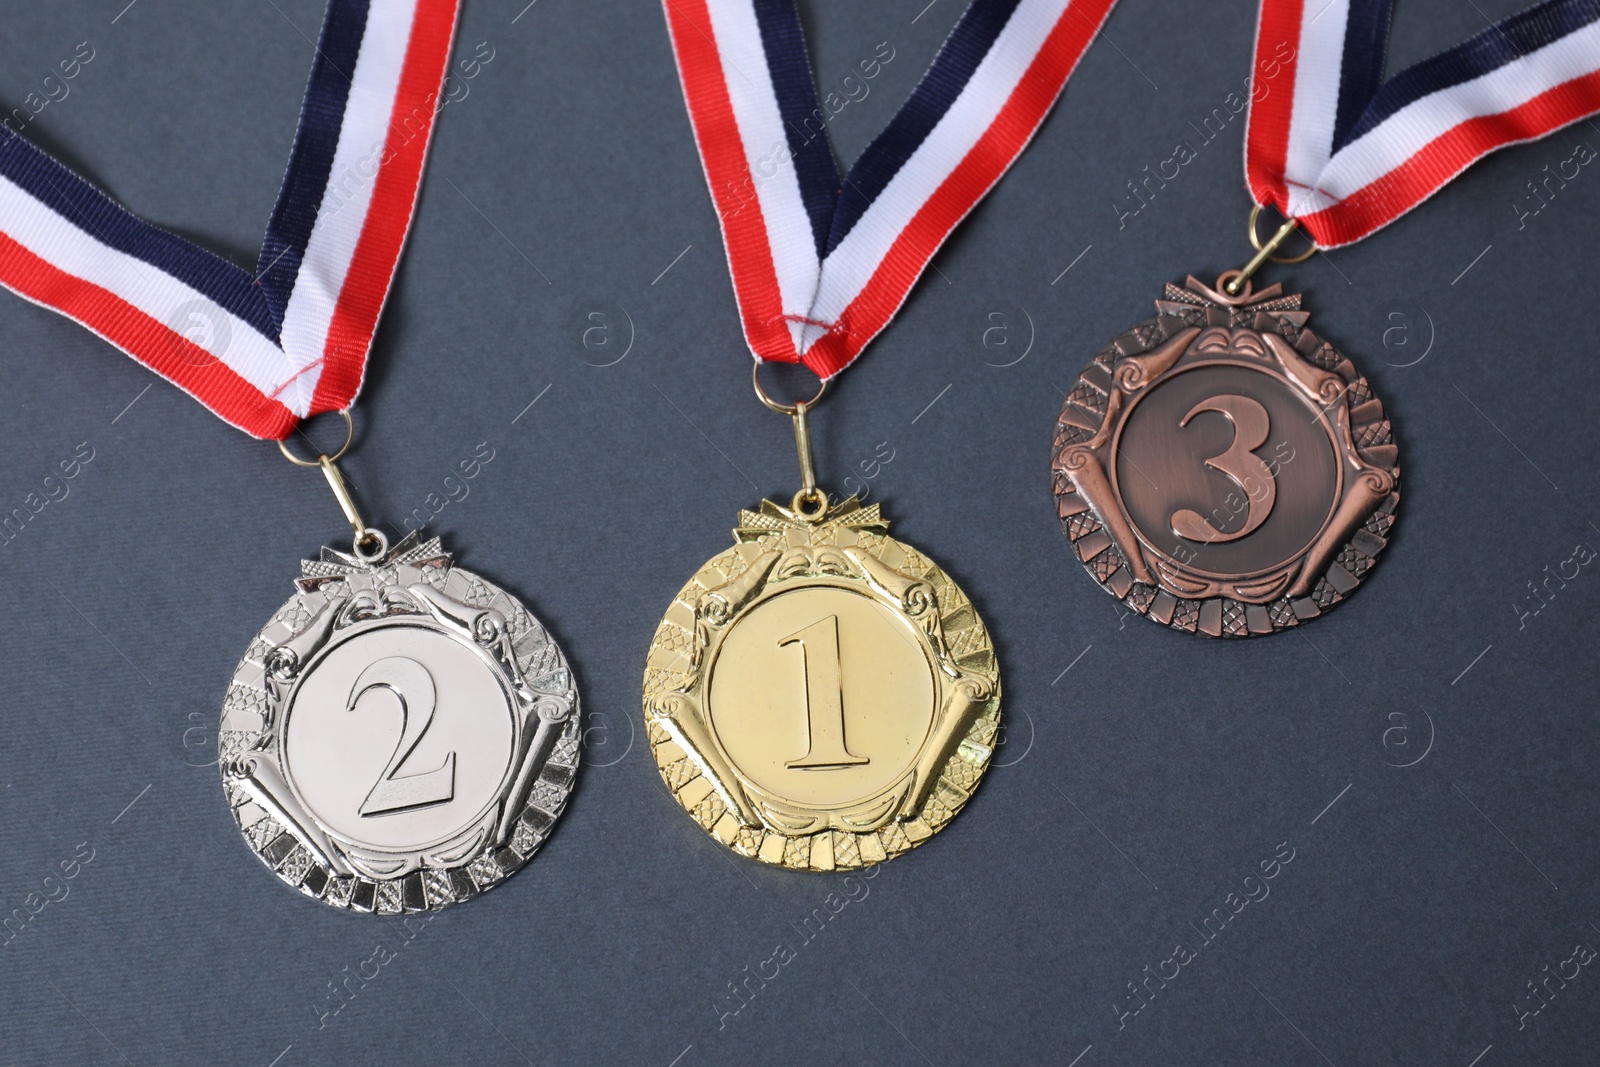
top-left (1051, 276), bottom-right (1401, 638)
top-left (642, 500), bottom-right (1001, 871)
top-left (217, 533), bottom-right (581, 913)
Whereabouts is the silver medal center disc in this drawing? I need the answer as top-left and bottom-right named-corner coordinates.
top-left (217, 533), bottom-right (580, 913)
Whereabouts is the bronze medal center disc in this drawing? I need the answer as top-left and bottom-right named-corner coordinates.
top-left (705, 584), bottom-right (937, 807)
top-left (1112, 363), bottom-right (1340, 578)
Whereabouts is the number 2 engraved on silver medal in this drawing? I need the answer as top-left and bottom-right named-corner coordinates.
top-left (347, 657), bottom-right (457, 816)
top-left (1169, 393), bottom-right (1278, 543)
top-left (781, 615), bottom-right (869, 769)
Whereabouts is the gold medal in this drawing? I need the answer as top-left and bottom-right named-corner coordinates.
top-left (642, 383), bottom-right (1000, 870)
top-left (646, 0), bottom-right (1108, 870)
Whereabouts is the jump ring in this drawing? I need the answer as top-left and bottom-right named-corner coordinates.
top-left (277, 409), bottom-right (355, 467)
top-left (1247, 204), bottom-right (1316, 264)
top-left (790, 487), bottom-right (829, 520)
top-left (753, 361), bottom-right (827, 416)
top-left (353, 527), bottom-right (388, 562)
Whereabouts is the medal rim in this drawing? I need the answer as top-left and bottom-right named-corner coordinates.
top-left (642, 499), bottom-right (1001, 871)
top-left (218, 533), bottom-right (582, 913)
top-left (1052, 276), bottom-right (1401, 638)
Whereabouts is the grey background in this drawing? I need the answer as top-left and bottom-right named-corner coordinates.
top-left (0, 0), bottom-right (1596, 1064)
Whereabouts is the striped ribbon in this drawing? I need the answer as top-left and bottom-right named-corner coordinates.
top-left (1247, 0), bottom-right (1600, 247)
top-left (0, 0), bottom-right (461, 439)
top-left (663, 0), bottom-right (1119, 380)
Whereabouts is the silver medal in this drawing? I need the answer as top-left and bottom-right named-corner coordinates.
top-left (217, 530), bottom-right (579, 912)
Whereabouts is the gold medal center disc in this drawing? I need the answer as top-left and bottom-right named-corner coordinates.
top-left (643, 498), bottom-right (1001, 871)
top-left (706, 583), bottom-right (936, 807)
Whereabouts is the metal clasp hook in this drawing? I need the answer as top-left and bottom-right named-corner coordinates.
top-left (276, 409), bottom-right (384, 558)
top-left (1225, 205), bottom-right (1316, 295)
top-left (790, 401), bottom-right (827, 520)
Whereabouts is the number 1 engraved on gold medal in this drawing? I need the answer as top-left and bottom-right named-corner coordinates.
top-left (1170, 393), bottom-right (1278, 543)
top-left (780, 614), bottom-right (869, 769)
top-left (347, 657), bottom-right (457, 816)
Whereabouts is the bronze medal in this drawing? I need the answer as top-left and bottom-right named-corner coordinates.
top-left (1052, 273), bottom-right (1399, 637)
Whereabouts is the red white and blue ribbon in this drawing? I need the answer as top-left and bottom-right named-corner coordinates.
top-left (0, 0), bottom-right (461, 439)
top-left (664, 0), bottom-right (1118, 380)
top-left (1247, 0), bottom-right (1600, 248)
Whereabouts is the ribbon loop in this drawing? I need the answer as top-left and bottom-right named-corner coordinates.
top-left (665, 0), bottom-right (1119, 379)
top-left (1246, 0), bottom-right (1600, 248)
top-left (0, 0), bottom-right (462, 438)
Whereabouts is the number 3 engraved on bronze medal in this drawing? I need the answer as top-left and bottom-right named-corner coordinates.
top-left (780, 615), bottom-right (869, 769)
top-left (1169, 394), bottom-right (1278, 543)
top-left (346, 657), bottom-right (457, 816)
